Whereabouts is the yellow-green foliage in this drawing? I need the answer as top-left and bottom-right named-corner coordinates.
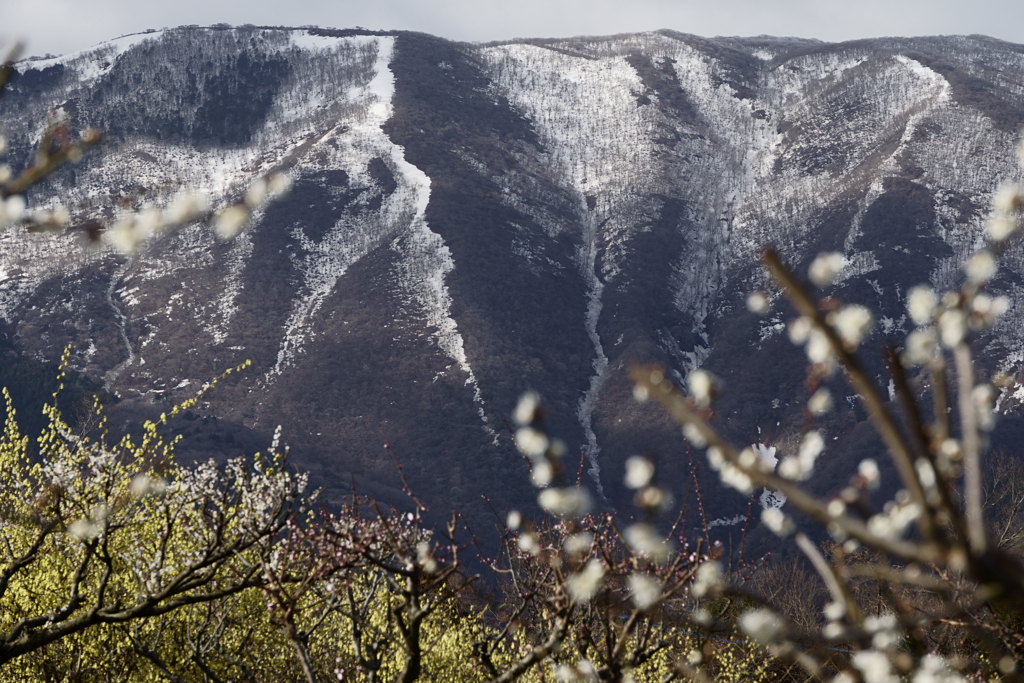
top-left (0, 359), bottom-right (784, 682)
top-left (0, 355), bottom-right (305, 680)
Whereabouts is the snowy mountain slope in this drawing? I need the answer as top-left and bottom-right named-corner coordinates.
top-left (2, 26), bottom-right (1024, 531)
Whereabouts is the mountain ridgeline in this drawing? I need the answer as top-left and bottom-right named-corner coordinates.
top-left (2, 26), bottom-right (1024, 539)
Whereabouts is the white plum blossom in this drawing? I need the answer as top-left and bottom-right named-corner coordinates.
top-left (566, 559), bottom-right (605, 603)
top-left (761, 507), bottom-right (794, 536)
top-left (739, 609), bottom-right (783, 644)
top-left (517, 532), bottom-right (541, 555)
top-left (134, 207), bottom-right (163, 238)
top-left (868, 499), bottom-right (921, 540)
top-left (624, 523), bottom-right (671, 562)
top-left (515, 426), bottom-right (549, 458)
top-left (972, 384), bottom-right (996, 431)
top-left (746, 290), bottom-right (770, 314)
top-left (778, 456), bottom-right (802, 480)
top-left (690, 608), bottom-right (712, 625)
top-left (738, 447), bottom-right (758, 470)
top-left (903, 328), bottom-right (937, 366)
top-left (29, 205), bottom-right (71, 231)
top-left (0, 194), bottom-right (26, 227)
top-left (267, 173), bottom-right (291, 197)
top-left (998, 656), bottom-right (1018, 676)
top-left (553, 665), bottom-right (578, 683)
top-left (858, 459), bottom-right (881, 489)
top-left (912, 654), bottom-right (967, 683)
top-left (970, 293), bottom-right (1009, 329)
top-left (624, 456), bottom-right (655, 489)
top-left (705, 446), bottom-right (753, 492)
top-left (538, 487), bottom-right (592, 518)
top-left (215, 204), bottom-right (250, 239)
top-left (993, 181), bottom-right (1023, 214)
top-left (129, 474), bottom-right (168, 497)
top-left (513, 391), bottom-right (541, 426)
top-left (907, 286), bottom-right (938, 326)
top-left (555, 661), bottom-right (599, 683)
top-left (627, 573), bottom-right (663, 611)
top-left (67, 518), bottom-right (101, 541)
top-left (779, 431), bottom-right (825, 480)
top-left (165, 191), bottom-right (210, 224)
top-left (939, 439), bottom-right (961, 461)
top-left (987, 213), bottom-right (1019, 242)
top-left (965, 250), bottom-right (996, 284)
top-left (828, 499), bottom-right (847, 517)
top-left (824, 622), bottom-right (846, 640)
top-left (824, 601), bottom-right (846, 621)
top-left (706, 446), bottom-right (725, 470)
top-left (832, 305), bottom-right (873, 349)
top-left (106, 218), bottom-right (146, 254)
top-left (634, 485), bottom-right (673, 512)
top-left (531, 460), bottom-right (553, 487)
top-left (691, 560), bottom-right (721, 597)
top-left (244, 178), bottom-right (268, 208)
top-left (852, 650), bottom-right (899, 683)
top-left (865, 613), bottom-right (902, 650)
top-left (788, 316), bottom-right (812, 344)
top-left (806, 328), bottom-right (834, 365)
top-left (916, 458), bottom-right (937, 491)
top-left (808, 388), bottom-right (833, 415)
top-left (938, 309), bottom-right (968, 348)
top-left (416, 541), bottom-right (438, 573)
top-left (809, 252), bottom-right (846, 287)
top-left (241, 174), bottom-right (290, 209)
top-left (682, 423), bottom-right (707, 448)
top-left (720, 462), bottom-right (754, 493)
top-left (564, 532), bottom-right (594, 555)
top-left (506, 510), bottom-right (522, 530)
top-left (687, 369), bottom-right (717, 408)
top-left (130, 474), bottom-right (154, 497)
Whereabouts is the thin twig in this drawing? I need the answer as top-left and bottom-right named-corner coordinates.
top-left (955, 342), bottom-right (987, 554)
top-left (762, 248), bottom-right (937, 542)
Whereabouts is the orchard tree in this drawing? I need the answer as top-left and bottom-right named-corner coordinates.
top-left (0, 356), bottom-right (309, 666)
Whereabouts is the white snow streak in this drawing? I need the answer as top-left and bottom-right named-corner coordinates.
top-left (259, 37), bottom-right (496, 440)
top-left (102, 262), bottom-right (136, 391)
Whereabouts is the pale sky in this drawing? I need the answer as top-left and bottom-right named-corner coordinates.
top-left (3, 0), bottom-right (1024, 60)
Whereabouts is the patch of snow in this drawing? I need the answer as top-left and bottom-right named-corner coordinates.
top-left (24, 31), bottom-right (163, 76)
top-left (753, 443), bottom-right (787, 510)
top-left (288, 31), bottom-right (351, 53)
top-left (707, 514), bottom-right (747, 529)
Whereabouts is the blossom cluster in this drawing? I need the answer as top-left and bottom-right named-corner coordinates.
top-left (105, 174), bottom-right (291, 253)
top-left (0, 117), bottom-right (289, 250)
top-left (512, 391), bottom-right (593, 519)
top-left (509, 392), bottom-right (705, 621)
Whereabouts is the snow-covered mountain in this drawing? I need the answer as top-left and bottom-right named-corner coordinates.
top-left (2, 26), bottom-right (1024, 532)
